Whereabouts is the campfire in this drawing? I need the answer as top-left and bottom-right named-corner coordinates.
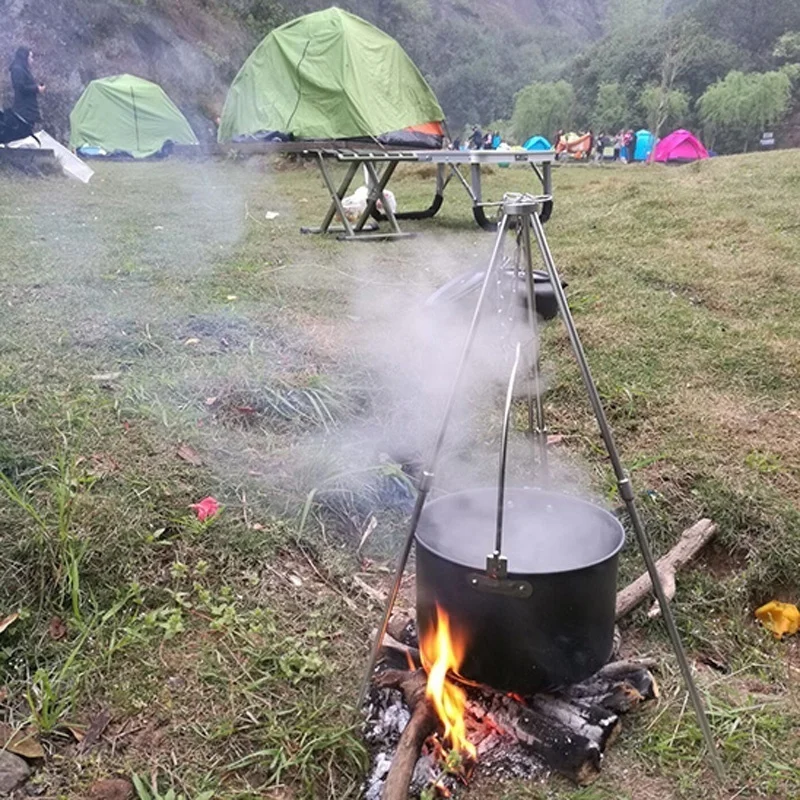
top-left (420, 607), bottom-right (475, 763)
top-left (364, 608), bottom-right (659, 800)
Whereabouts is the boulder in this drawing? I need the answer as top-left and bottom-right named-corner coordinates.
top-left (0, 749), bottom-right (31, 795)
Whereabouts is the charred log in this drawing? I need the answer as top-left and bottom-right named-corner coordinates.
top-left (486, 694), bottom-right (603, 786)
top-left (527, 695), bottom-right (621, 750)
top-left (558, 660), bottom-right (660, 713)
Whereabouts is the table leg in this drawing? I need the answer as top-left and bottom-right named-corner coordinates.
top-left (530, 162), bottom-right (554, 223)
top-left (357, 161), bottom-right (400, 233)
top-left (310, 156), bottom-right (358, 236)
top-left (470, 162), bottom-right (483, 204)
top-left (449, 164), bottom-right (476, 200)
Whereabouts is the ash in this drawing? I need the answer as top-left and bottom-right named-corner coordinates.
top-left (363, 682), bottom-right (547, 799)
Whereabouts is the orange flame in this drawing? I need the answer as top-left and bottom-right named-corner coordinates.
top-left (420, 606), bottom-right (476, 760)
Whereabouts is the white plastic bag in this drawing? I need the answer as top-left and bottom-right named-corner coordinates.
top-left (376, 188), bottom-right (397, 215)
top-left (361, 165), bottom-right (399, 215)
top-left (339, 184), bottom-right (398, 223)
top-left (340, 185), bottom-right (369, 223)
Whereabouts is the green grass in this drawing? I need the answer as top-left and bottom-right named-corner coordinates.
top-left (1, 152), bottom-right (800, 799)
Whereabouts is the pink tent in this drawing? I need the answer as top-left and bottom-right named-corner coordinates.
top-left (653, 129), bottom-right (709, 163)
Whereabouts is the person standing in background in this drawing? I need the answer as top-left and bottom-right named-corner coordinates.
top-left (624, 129), bottom-right (636, 163)
top-left (554, 130), bottom-right (564, 160)
top-left (469, 125), bottom-right (483, 150)
top-left (8, 47), bottom-right (44, 138)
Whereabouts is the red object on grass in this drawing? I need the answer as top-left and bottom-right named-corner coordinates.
top-left (190, 496), bottom-right (220, 521)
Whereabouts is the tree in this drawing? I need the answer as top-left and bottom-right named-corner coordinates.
top-left (568, 16), bottom-right (743, 131)
top-left (698, 69), bottom-right (792, 151)
top-left (773, 32), bottom-right (800, 65)
top-left (640, 86), bottom-right (688, 133)
top-left (592, 82), bottom-right (629, 131)
top-left (691, 0), bottom-right (800, 66)
top-left (511, 81), bottom-right (575, 142)
top-left (644, 20), bottom-right (705, 142)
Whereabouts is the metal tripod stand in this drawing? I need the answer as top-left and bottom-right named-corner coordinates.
top-left (359, 194), bottom-right (724, 779)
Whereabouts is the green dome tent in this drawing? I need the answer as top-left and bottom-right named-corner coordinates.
top-left (218, 7), bottom-right (445, 146)
top-left (69, 75), bottom-right (198, 158)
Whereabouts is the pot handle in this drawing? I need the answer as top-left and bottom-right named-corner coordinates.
top-left (488, 341), bottom-right (522, 579)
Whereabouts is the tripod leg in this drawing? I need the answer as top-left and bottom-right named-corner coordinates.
top-left (357, 213), bottom-right (513, 708)
top-left (528, 210), bottom-right (725, 780)
top-left (520, 213), bottom-right (549, 479)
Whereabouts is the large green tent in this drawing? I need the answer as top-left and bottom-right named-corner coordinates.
top-left (218, 7), bottom-right (445, 145)
top-left (69, 75), bottom-right (198, 158)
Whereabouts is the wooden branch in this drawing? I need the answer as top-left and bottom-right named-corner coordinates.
top-left (352, 574), bottom-right (386, 604)
top-left (616, 519), bottom-right (717, 620)
top-left (381, 633), bottom-right (421, 666)
top-left (374, 669), bottom-right (436, 800)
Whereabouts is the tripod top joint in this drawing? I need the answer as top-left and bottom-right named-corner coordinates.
top-left (502, 192), bottom-right (551, 218)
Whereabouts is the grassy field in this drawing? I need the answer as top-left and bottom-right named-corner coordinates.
top-left (1, 150), bottom-right (799, 800)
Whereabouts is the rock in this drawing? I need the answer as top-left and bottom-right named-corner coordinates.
top-left (88, 778), bottom-right (134, 800)
top-left (0, 749), bottom-right (31, 795)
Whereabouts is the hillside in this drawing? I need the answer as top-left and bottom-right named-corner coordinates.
top-left (1, 0), bottom-right (610, 139)
top-left (3, 0), bottom-right (798, 146)
top-left (0, 0), bottom-right (254, 142)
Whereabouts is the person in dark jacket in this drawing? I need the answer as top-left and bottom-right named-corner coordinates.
top-left (10, 47), bottom-right (45, 129)
top-left (469, 125), bottom-right (483, 150)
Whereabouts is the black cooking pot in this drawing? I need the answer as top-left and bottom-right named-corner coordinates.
top-left (415, 487), bottom-right (625, 694)
top-left (424, 267), bottom-right (565, 321)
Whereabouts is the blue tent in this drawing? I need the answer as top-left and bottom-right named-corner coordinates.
top-left (523, 135), bottom-right (552, 151)
top-left (633, 129), bottom-right (655, 161)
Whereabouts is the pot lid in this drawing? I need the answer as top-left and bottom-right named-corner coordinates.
top-left (416, 487), bottom-right (625, 573)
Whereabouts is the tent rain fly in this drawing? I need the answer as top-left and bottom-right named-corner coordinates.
top-left (218, 8), bottom-right (445, 146)
top-left (69, 75), bottom-right (198, 159)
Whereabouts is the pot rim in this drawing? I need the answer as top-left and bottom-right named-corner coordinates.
top-left (415, 486), bottom-right (626, 574)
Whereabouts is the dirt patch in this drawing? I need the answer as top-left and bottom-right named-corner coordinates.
top-left (675, 385), bottom-right (800, 489)
top-left (698, 542), bottom-right (747, 579)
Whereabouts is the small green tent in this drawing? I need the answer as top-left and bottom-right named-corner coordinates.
top-left (69, 75), bottom-right (198, 158)
top-left (218, 7), bottom-right (445, 145)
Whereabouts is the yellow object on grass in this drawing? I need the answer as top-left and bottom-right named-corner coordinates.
top-left (755, 600), bottom-right (800, 639)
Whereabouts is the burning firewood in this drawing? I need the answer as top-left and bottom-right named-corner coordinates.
top-left (368, 621), bottom-right (661, 796)
top-left (382, 632), bottom-right (421, 666)
top-left (373, 669), bottom-right (437, 800)
top-left (485, 694), bottom-right (606, 786)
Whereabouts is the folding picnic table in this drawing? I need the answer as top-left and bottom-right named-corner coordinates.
top-left (227, 141), bottom-right (555, 241)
